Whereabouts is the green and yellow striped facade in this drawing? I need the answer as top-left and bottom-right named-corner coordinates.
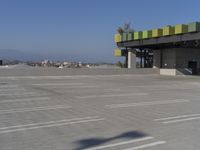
top-left (114, 49), bottom-right (124, 57)
top-left (114, 21), bottom-right (200, 43)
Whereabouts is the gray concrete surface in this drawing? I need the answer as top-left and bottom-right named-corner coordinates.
top-left (0, 68), bottom-right (157, 76)
top-left (0, 69), bottom-right (200, 150)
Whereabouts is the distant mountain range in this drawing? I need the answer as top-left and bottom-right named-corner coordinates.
top-left (0, 49), bottom-right (44, 61)
top-left (0, 49), bottom-right (81, 62)
top-left (0, 49), bottom-right (119, 63)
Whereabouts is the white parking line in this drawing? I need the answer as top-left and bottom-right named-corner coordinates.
top-left (0, 92), bottom-right (37, 96)
top-left (0, 85), bottom-right (18, 88)
top-left (0, 88), bottom-right (26, 92)
top-left (0, 105), bottom-right (71, 114)
top-left (155, 113), bottom-right (200, 121)
top-left (163, 116), bottom-right (200, 124)
top-left (0, 118), bottom-right (105, 134)
top-left (33, 83), bottom-right (84, 86)
top-left (122, 141), bottom-right (166, 150)
top-left (52, 85), bottom-right (98, 89)
top-left (106, 99), bottom-right (190, 108)
top-left (83, 137), bottom-right (154, 150)
top-left (76, 93), bottom-right (148, 99)
top-left (0, 97), bottom-right (50, 103)
top-left (0, 116), bottom-right (100, 130)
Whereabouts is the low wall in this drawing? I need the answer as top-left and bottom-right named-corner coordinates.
top-left (160, 69), bottom-right (176, 76)
top-left (0, 67), bottom-right (158, 77)
top-left (160, 68), bottom-right (198, 76)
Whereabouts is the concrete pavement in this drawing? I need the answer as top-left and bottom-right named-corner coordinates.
top-left (0, 70), bottom-right (200, 149)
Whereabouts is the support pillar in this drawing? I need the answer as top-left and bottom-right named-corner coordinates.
top-left (140, 49), bottom-right (143, 68)
top-left (128, 49), bottom-right (136, 69)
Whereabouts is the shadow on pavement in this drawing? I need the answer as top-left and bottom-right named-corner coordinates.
top-left (73, 131), bottom-right (148, 150)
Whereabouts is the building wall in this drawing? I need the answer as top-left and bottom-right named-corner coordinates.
top-left (161, 49), bottom-right (176, 68)
top-left (153, 50), bottom-right (161, 68)
top-left (154, 48), bottom-right (200, 75)
top-left (176, 48), bottom-right (200, 68)
top-left (156, 48), bottom-right (200, 69)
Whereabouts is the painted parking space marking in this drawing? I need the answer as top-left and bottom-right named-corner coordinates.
top-left (0, 92), bottom-right (42, 96)
top-left (51, 85), bottom-right (99, 89)
top-left (162, 116), bottom-right (200, 124)
top-left (76, 93), bottom-right (148, 99)
top-left (33, 83), bottom-right (84, 86)
top-left (106, 99), bottom-right (190, 108)
top-left (0, 116), bottom-right (99, 130)
top-left (83, 137), bottom-right (154, 150)
top-left (83, 136), bottom-right (166, 150)
top-left (155, 113), bottom-right (200, 124)
top-left (122, 141), bottom-right (166, 150)
top-left (0, 85), bottom-right (18, 88)
top-left (0, 116), bottom-right (104, 134)
top-left (0, 88), bottom-right (26, 92)
top-left (0, 105), bottom-right (71, 114)
top-left (155, 113), bottom-right (200, 121)
top-left (0, 97), bottom-right (50, 103)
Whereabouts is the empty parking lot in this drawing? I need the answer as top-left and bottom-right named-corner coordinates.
top-left (1, 69), bottom-right (200, 150)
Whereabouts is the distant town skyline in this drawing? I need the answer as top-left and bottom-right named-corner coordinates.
top-left (0, 0), bottom-right (200, 63)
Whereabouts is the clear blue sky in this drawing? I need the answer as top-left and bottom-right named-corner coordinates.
top-left (0, 0), bottom-right (200, 62)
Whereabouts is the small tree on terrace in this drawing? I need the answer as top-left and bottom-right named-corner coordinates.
top-left (117, 23), bottom-right (134, 34)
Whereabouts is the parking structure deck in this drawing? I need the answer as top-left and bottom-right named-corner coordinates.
top-left (0, 70), bottom-right (200, 150)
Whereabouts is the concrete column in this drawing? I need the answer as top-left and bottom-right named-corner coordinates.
top-left (124, 52), bottom-right (128, 68)
top-left (128, 50), bottom-right (136, 69)
top-left (153, 50), bottom-right (161, 68)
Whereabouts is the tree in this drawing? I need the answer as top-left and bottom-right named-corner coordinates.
top-left (117, 27), bottom-right (124, 35)
top-left (117, 23), bottom-right (134, 34)
top-left (116, 61), bottom-right (125, 68)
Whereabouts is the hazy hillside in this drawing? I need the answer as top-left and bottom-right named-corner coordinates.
top-left (0, 49), bottom-right (44, 61)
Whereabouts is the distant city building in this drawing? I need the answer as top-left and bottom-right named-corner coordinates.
top-left (63, 61), bottom-right (70, 66)
top-left (78, 62), bottom-right (82, 67)
top-left (41, 59), bottom-right (51, 67)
